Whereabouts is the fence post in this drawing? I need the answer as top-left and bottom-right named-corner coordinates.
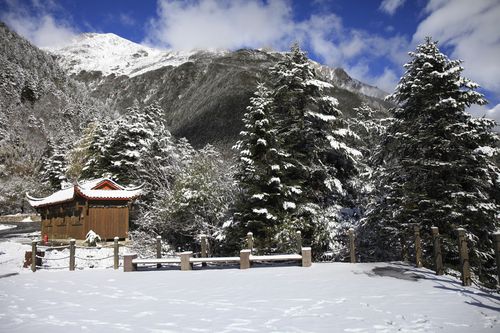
top-left (457, 228), bottom-right (471, 286)
top-left (180, 251), bottom-right (193, 271)
top-left (494, 232), bottom-right (500, 285)
top-left (156, 236), bottom-right (162, 269)
top-left (200, 234), bottom-right (207, 267)
top-left (240, 249), bottom-right (251, 269)
top-left (31, 240), bottom-right (37, 272)
top-left (69, 239), bottom-right (76, 271)
top-left (414, 225), bottom-right (422, 268)
top-left (113, 237), bottom-right (119, 270)
top-left (348, 228), bottom-right (356, 263)
top-left (431, 227), bottom-right (443, 275)
top-left (246, 232), bottom-right (254, 253)
top-left (296, 231), bottom-right (302, 254)
top-left (123, 253), bottom-right (137, 272)
top-left (301, 247), bottom-right (312, 267)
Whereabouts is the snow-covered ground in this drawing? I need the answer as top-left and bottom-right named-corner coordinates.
top-left (0, 224), bottom-right (16, 231)
top-left (1, 238), bottom-right (498, 332)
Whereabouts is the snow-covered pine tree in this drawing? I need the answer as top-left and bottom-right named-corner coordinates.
top-left (348, 103), bottom-right (388, 159)
top-left (329, 103), bottom-right (390, 260)
top-left (80, 120), bottom-right (114, 180)
top-left (105, 104), bottom-right (152, 183)
top-left (128, 136), bottom-right (197, 254)
top-left (363, 37), bottom-right (499, 285)
top-left (66, 122), bottom-right (98, 181)
top-left (80, 102), bottom-right (167, 184)
top-left (270, 44), bottom-right (359, 253)
top-left (231, 83), bottom-right (289, 252)
top-left (41, 137), bottom-right (68, 190)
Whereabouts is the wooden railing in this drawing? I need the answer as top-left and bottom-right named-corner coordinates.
top-left (124, 232), bottom-right (312, 272)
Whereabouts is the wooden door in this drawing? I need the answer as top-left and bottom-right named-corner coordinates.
top-left (87, 207), bottom-right (128, 240)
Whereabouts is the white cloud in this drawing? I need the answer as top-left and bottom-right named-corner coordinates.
top-left (372, 68), bottom-right (399, 93)
top-left (413, 0), bottom-right (500, 96)
top-left (0, 0), bottom-right (78, 47)
top-left (347, 63), bottom-right (399, 93)
top-left (119, 13), bottom-right (136, 27)
top-left (146, 0), bottom-right (294, 50)
top-left (379, 0), bottom-right (406, 15)
top-left (468, 103), bottom-right (500, 123)
top-left (144, 0), bottom-right (411, 93)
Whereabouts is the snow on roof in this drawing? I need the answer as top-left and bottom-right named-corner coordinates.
top-left (26, 178), bottom-right (142, 208)
top-left (76, 187), bottom-right (142, 201)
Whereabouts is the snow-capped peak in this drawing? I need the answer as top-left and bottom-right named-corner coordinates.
top-left (312, 62), bottom-right (389, 100)
top-left (43, 33), bottom-right (196, 77)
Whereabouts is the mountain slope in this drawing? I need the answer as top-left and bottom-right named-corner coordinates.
top-left (46, 33), bottom-right (391, 148)
top-left (0, 22), bottom-right (108, 214)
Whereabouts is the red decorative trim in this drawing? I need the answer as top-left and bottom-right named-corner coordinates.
top-left (91, 179), bottom-right (122, 190)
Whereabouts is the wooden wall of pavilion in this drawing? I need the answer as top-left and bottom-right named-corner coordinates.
top-left (40, 198), bottom-right (129, 240)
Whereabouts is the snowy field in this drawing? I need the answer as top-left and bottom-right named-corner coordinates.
top-left (0, 238), bottom-right (499, 333)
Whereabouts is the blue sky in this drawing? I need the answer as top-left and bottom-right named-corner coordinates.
top-left (1, 0), bottom-right (499, 121)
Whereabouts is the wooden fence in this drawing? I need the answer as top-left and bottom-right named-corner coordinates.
top-left (29, 237), bottom-right (125, 272)
top-left (347, 226), bottom-right (500, 287)
top-left (124, 231), bottom-right (311, 272)
top-left (28, 228), bottom-right (500, 286)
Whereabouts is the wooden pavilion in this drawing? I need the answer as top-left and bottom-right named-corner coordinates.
top-left (27, 178), bottom-right (142, 240)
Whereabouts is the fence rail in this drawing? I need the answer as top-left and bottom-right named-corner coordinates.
top-left (125, 232), bottom-right (311, 272)
top-left (29, 236), bottom-right (125, 272)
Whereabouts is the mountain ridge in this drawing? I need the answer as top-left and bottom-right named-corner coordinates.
top-left (44, 32), bottom-right (226, 78)
top-left (43, 32), bottom-right (391, 148)
top-left (45, 32), bottom-right (389, 101)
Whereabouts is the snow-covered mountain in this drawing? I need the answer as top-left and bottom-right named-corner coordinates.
top-left (40, 32), bottom-right (392, 148)
top-left (44, 33), bottom-right (210, 77)
top-left (45, 33), bottom-right (387, 100)
top-left (314, 64), bottom-right (388, 100)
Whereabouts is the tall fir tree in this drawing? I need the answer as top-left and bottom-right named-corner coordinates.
top-left (232, 44), bottom-right (359, 254)
top-left (80, 120), bottom-right (113, 180)
top-left (271, 44), bottom-right (359, 252)
top-left (41, 137), bottom-right (68, 190)
top-left (362, 38), bottom-right (499, 285)
top-left (231, 83), bottom-right (289, 251)
top-left (105, 103), bottom-right (156, 183)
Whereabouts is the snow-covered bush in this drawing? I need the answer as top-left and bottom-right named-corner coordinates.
top-left (132, 144), bottom-right (237, 255)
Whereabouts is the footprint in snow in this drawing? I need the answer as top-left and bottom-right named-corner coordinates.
top-left (133, 311), bottom-right (154, 318)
